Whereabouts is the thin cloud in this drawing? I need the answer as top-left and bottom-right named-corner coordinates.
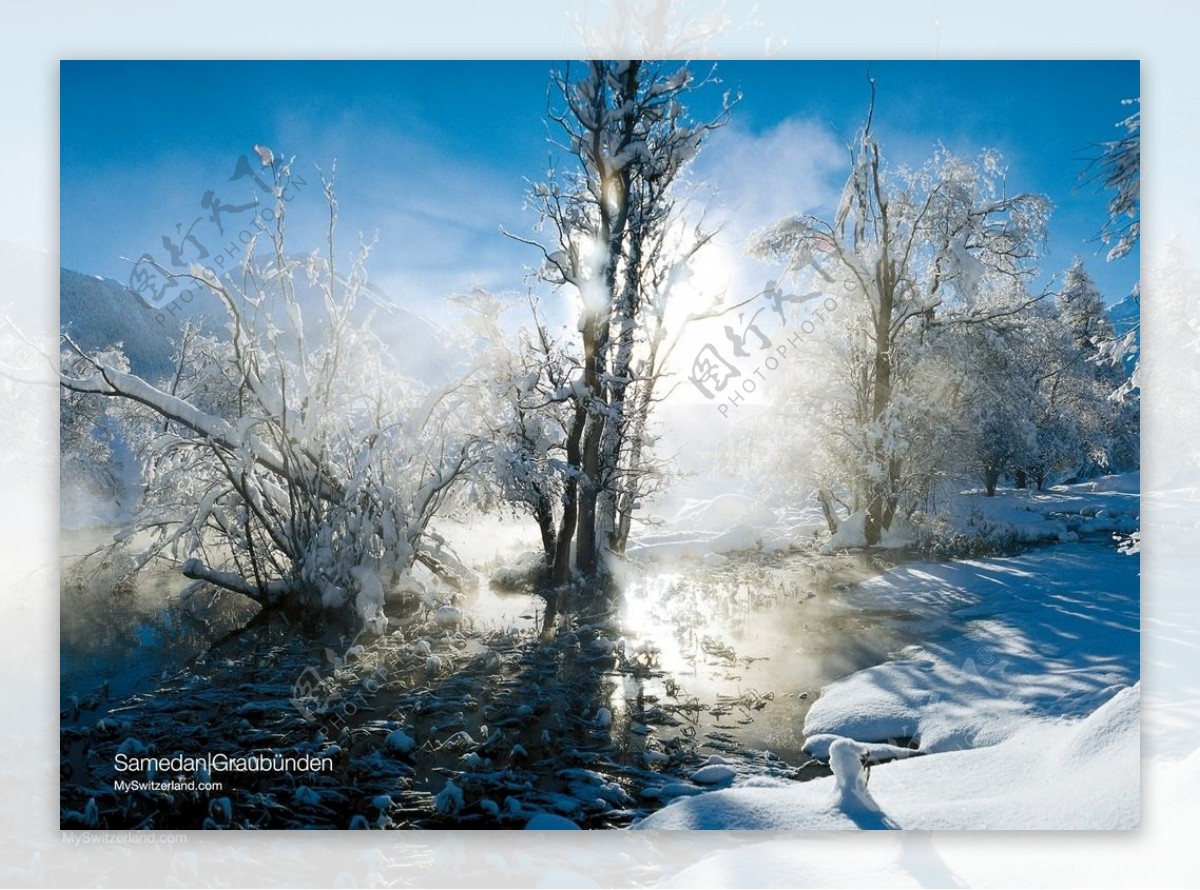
top-left (698, 116), bottom-right (846, 246)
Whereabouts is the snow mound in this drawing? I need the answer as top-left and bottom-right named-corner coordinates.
top-left (821, 511), bottom-right (866, 551)
top-left (489, 551), bottom-right (546, 590)
top-left (634, 684), bottom-right (1139, 830)
top-left (384, 728), bottom-right (416, 754)
top-left (690, 763), bottom-right (736, 785)
top-left (293, 786), bottom-right (321, 806)
top-left (828, 738), bottom-right (868, 799)
top-left (350, 564), bottom-right (386, 627)
top-left (434, 605), bottom-right (463, 630)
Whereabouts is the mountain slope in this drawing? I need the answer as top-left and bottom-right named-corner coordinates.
top-left (59, 268), bottom-right (176, 380)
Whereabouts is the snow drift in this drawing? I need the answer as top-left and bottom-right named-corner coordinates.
top-left (634, 683), bottom-right (1139, 830)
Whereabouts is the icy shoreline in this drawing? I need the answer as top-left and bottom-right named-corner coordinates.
top-left (632, 531), bottom-right (1139, 830)
top-left (634, 682), bottom-right (1139, 830)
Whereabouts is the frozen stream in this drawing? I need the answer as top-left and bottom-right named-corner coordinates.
top-left (474, 549), bottom-right (924, 767)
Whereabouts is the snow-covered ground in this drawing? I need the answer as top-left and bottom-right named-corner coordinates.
top-left (626, 490), bottom-right (823, 562)
top-left (636, 683), bottom-right (1138, 831)
top-left (821, 472), bottom-right (1140, 553)
top-left (632, 474), bottom-right (1140, 830)
top-left (627, 473), bottom-right (1139, 563)
top-left (802, 540), bottom-right (1138, 757)
top-left (925, 471), bottom-right (1140, 547)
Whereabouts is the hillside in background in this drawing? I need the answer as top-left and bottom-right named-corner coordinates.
top-left (60, 269), bottom-right (178, 381)
top-left (59, 265), bottom-right (460, 386)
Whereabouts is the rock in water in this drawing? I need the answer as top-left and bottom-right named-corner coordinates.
top-left (690, 763), bottom-right (736, 784)
top-left (384, 728), bottom-right (416, 754)
top-left (435, 605), bottom-right (463, 629)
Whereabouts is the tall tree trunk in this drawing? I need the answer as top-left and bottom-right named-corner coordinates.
top-left (985, 467), bottom-right (1000, 497)
top-left (865, 262), bottom-right (895, 547)
top-left (575, 62), bottom-right (639, 579)
top-left (575, 435), bottom-right (601, 575)
top-left (597, 278), bottom-right (641, 555)
top-left (612, 404), bottom-right (645, 554)
top-left (553, 401), bottom-right (586, 586)
top-left (818, 488), bottom-right (840, 535)
top-left (575, 323), bottom-right (607, 578)
top-left (883, 457), bottom-right (901, 529)
top-left (534, 491), bottom-right (556, 565)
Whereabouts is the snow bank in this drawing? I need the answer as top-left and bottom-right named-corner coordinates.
top-left (626, 488), bottom-right (784, 562)
top-left (802, 541), bottom-right (1138, 754)
top-left (627, 481), bottom-right (832, 563)
top-left (635, 533), bottom-right (1139, 831)
top-left (1082, 471), bottom-right (1140, 494)
top-left (927, 473), bottom-right (1140, 552)
top-left (634, 684), bottom-right (1139, 830)
top-left (627, 472), bottom-right (1138, 565)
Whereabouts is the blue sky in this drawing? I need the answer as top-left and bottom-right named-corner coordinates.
top-left (61, 60), bottom-right (1139, 316)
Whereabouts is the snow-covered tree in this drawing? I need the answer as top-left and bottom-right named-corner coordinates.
top-left (60, 160), bottom-right (478, 629)
top-left (954, 323), bottom-right (1039, 496)
top-left (514, 60), bottom-right (732, 582)
top-left (753, 91), bottom-right (1050, 542)
top-left (1080, 99), bottom-right (1141, 422)
top-left (1058, 258), bottom-right (1115, 353)
top-left (60, 345), bottom-right (131, 522)
top-left (1010, 306), bottom-right (1088, 489)
top-left (454, 289), bottom-right (573, 567)
top-left (950, 267), bottom-right (1135, 494)
top-left (1055, 259), bottom-right (1138, 476)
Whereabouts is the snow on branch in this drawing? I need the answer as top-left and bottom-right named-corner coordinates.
top-left (1082, 99), bottom-right (1140, 262)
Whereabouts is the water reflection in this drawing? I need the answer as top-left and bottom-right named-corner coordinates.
top-left (61, 530), bottom-right (924, 827)
top-left (611, 551), bottom-right (921, 764)
top-left (60, 530), bottom-right (258, 719)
